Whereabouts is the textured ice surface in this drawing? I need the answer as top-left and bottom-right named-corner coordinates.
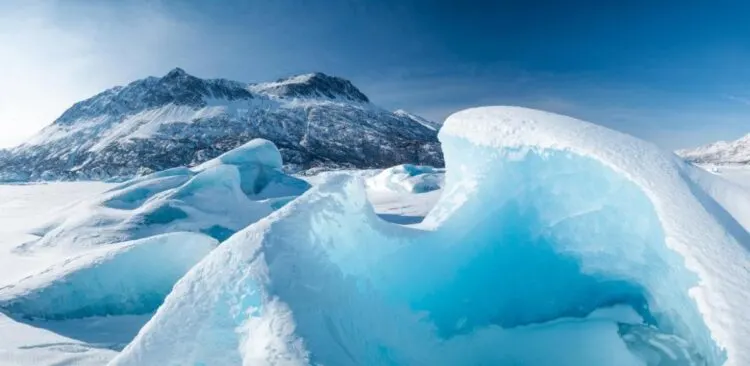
top-left (20, 138), bottom-right (309, 252)
top-left (0, 137), bottom-right (310, 364)
top-left (194, 138), bottom-right (283, 171)
top-left (111, 107), bottom-right (750, 365)
top-left (366, 164), bottom-right (444, 194)
top-left (0, 232), bottom-right (216, 320)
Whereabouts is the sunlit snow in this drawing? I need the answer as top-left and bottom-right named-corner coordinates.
top-left (2, 106), bottom-right (750, 366)
top-left (112, 107), bottom-right (748, 366)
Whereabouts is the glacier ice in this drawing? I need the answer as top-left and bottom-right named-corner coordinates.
top-left (109, 107), bottom-right (750, 366)
top-left (1, 138), bottom-right (309, 327)
top-left (194, 138), bottom-right (284, 171)
top-left (0, 232), bottom-right (216, 320)
top-left (20, 138), bottom-right (309, 252)
top-left (366, 164), bottom-right (444, 194)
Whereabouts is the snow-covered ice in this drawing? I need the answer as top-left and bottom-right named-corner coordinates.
top-left (0, 233), bottom-right (217, 320)
top-left (3, 106), bottom-right (750, 365)
top-left (365, 164), bottom-right (444, 194)
top-left (19, 138), bottom-right (309, 253)
top-left (108, 107), bottom-right (750, 366)
top-left (0, 182), bottom-right (120, 366)
top-left (0, 139), bottom-right (311, 365)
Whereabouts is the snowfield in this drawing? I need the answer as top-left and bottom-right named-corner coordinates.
top-left (1, 106), bottom-right (750, 365)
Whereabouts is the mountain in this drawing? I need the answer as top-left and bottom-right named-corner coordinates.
top-left (0, 68), bottom-right (443, 182)
top-left (393, 109), bottom-right (442, 131)
top-left (676, 134), bottom-right (750, 165)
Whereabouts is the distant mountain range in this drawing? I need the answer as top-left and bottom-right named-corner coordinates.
top-left (677, 133), bottom-right (750, 165)
top-left (0, 68), bottom-right (443, 181)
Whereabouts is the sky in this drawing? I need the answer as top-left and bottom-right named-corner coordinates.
top-left (1, 0), bottom-right (750, 150)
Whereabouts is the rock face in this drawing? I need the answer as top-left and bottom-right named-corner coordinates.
top-left (0, 68), bottom-right (443, 181)
top-left (676, 134), bottom-right (750, 165)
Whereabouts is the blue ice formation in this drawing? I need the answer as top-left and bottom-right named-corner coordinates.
top-left (22, 138), bottom-right (310, 251)
top-left (0, 232), bottom-right (217, 320)
top-left (111, 107), bottom-right (750, 366)
top-left (366, 164), bottom-right (444, 193)
top-left (2, 139), bottom-right (309, 321)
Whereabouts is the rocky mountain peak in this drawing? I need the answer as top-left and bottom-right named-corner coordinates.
top-left (53, 68), bottom-right (253, 125)
top-left (250, 72), bottom-right (369, 103)
top-left (2, 69), bottom-right (443, 182)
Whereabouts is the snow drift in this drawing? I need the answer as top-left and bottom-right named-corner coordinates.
top-left (111, 107), bottom-right (749, 366)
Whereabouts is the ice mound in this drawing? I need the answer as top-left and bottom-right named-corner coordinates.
top-left (0, 232), bottom-right (216, 320)
top-left (112, 107), bottom-right (750, 366)
top-left (194, 138), bottom-right (284, 171)
top-left (21, 138), bottom-right (310, 251)
top-left (366, 164), bottom-right (444, 193)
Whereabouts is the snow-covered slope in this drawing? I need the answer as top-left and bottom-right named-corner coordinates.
top-left (0, 68), bottom-right (443, 182)
top-left (109, 106), bottom-right (750, 366)
top-left (677, 134), bottom-right (750, 165)
top-left (393, 109), bottom-right (442, 131)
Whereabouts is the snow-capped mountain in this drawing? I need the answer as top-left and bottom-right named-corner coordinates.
top-left (677, 133), bottom-right (750, 165)
top-left (393, 109), bottom-right (442, 131)
top-left (0, 68), bottom-right (443, 181)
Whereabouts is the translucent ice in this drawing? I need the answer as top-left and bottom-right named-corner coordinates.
top-left (366, 164), bottom-right (444, 194)
top-left (111, 107), bottom-right (750, 366)
top-left (21, 138), bottom-right (309, 251)
top-left (0, 232), bottom-right (217, 320)
top-left (2, 139), bottom-right (309, 322)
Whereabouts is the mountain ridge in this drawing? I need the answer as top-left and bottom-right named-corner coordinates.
top-left (677, 133), bottom-right (750, 165)
top-left (0, 68), bottom-right (443, 182)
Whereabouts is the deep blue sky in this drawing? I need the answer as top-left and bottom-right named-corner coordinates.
top-left (2, 0), bottom-right (750, 149)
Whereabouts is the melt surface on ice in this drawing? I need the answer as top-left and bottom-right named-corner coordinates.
top-left (111, 107), bottom-right (748, 366)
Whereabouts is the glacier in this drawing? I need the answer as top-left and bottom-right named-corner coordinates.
top-left (108, 106), bottom-right (750, 366)
top-left (0, 138), bottom-right (309, 329)
top-left (19, 138), bottom-right (309, 252)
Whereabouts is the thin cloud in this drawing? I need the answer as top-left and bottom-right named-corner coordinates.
top-left (725, 95), bottom-right (750, 106)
